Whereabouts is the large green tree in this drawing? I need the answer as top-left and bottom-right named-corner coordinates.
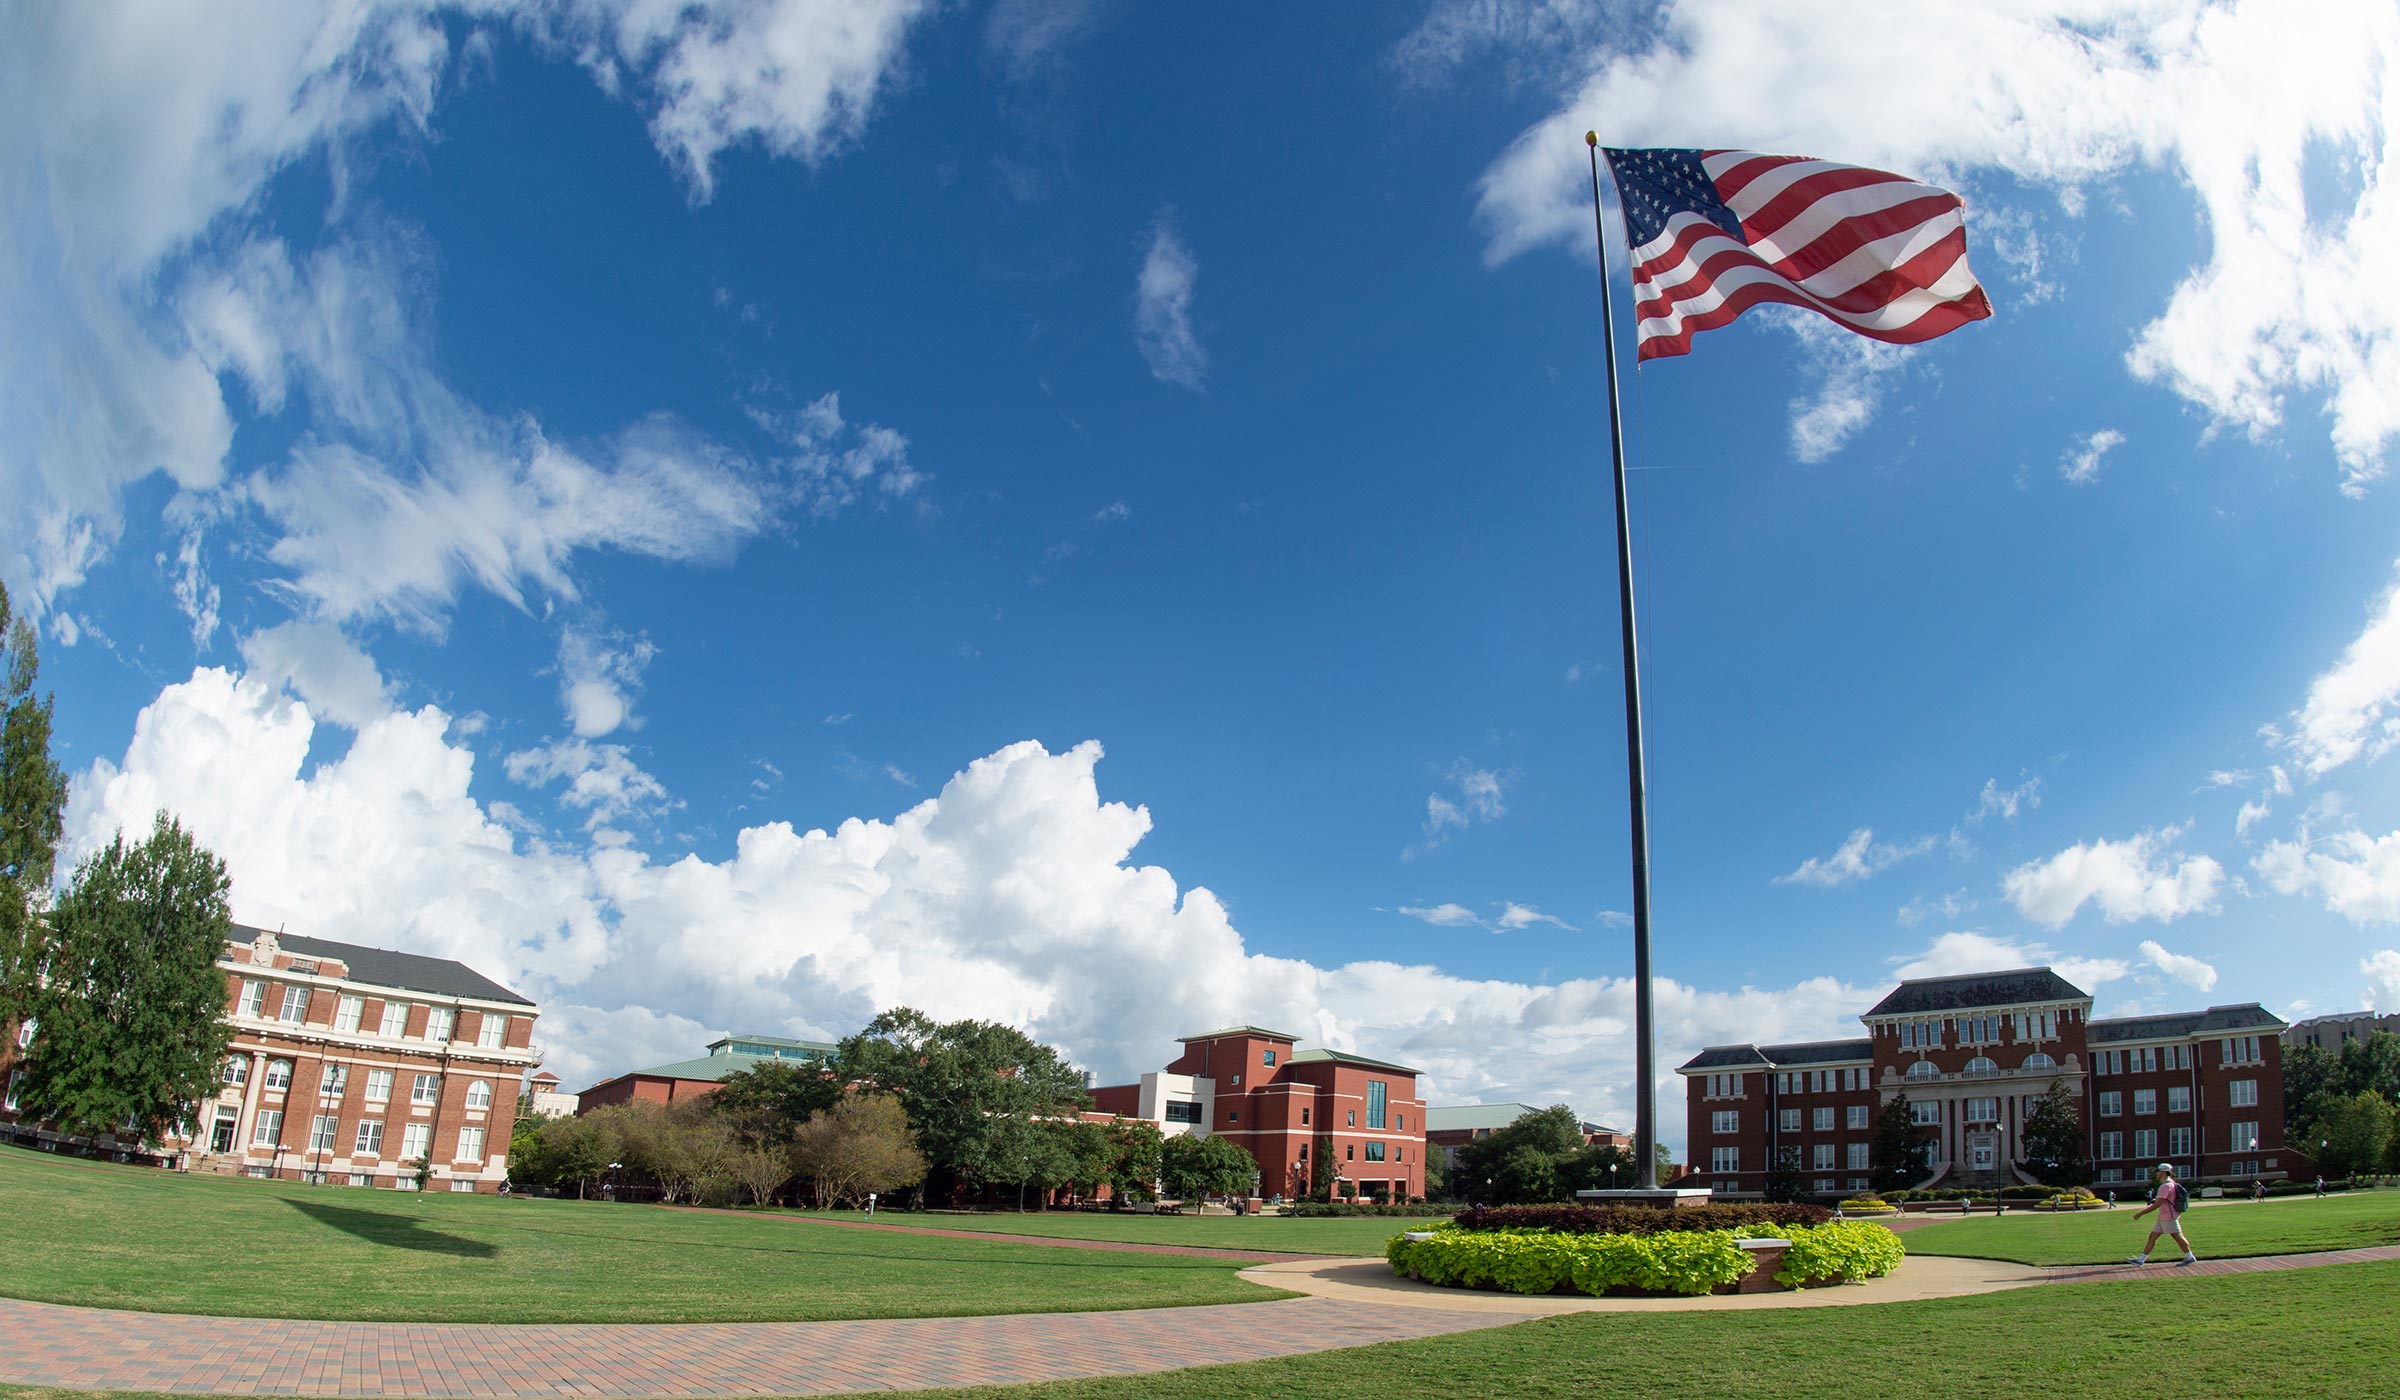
top-left (2297, 1089), bottom-right (2394, 1177)
top-left (2283, 1042), bottom-right (2336, 1134)
top-left (0, 582), bottom-right (68, 1031)
top-left (1870, 1092), bottom-right (1926, 1193)
top-left (2020, 1080), bottom-right (2089, 1186)
top-left (18, 814), bottom-right (233, 1140)
top-left (709, 1060), bottom-right (843, 1147)
top-left (789, 1092), bottom-right (927, 1210)
top-left (1159, 1131), bottom-right (1256, 1204)
top-left (1762, 1144), bottom-right (1806, 1202)
top-left (2334, 1031), bottom-right (2400, 1103)
top-left (1453, 1104), bottom-right (1585, 1202)
top-left (833, 1008), bottom-right (1091, 1198)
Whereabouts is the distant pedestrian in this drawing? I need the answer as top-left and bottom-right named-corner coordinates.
top-left (2126, 1163), bottom-right (2197, 1266)
top-left (2315, 1175), bottom-right (2325, 1197)
top-left (2106, 1189), bottom-right (2117, 1208)
top-left (2253, 1180), bottom-right (2266, 1201)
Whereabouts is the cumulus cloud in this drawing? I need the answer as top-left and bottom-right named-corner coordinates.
top-left (2002, 825), bottom-right (2226, 928)
top-left (1133, 211), bottom-right (1207, 391)
top-left (2138, 938), bottom-right (2218, 991)
top-left (556, 625), bottom-right (658, 738)
top-left (65, 666), bottom-right (1890, 1146)
top-left (2060, 428), bottom-right (2127, 485)
top-left (1889, 930), bottom-right (2129, 991)
top-left (238, 620), bottom-right (392, 731)
top-left (1782, 320), bottom-right (1909, 463)
top-left (2255, 827), bottom-right (2400, 925)
top-left (2279, 561), bottom-right (2400, 777)
top-left (1467, 0), bottom-right (2400, 489)
top-left (2365, 949), bottom-right (2400, 1010)
top-left (505, 736), bottom-right (677, 830)
top-left (1776, 827), bottom-right (1934, 888)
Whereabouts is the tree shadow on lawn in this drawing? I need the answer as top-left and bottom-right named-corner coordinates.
top-left (285, 1199), bottom-right (498, 1257)
top-left (473, 1215), bottom-right (1228, 1272)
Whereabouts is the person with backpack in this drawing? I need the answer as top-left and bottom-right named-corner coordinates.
top-left (2127, 1163), bottom-right (2198, 1266)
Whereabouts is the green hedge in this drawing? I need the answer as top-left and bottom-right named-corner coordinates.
top-left (1770, 1221), bottom-right (1905, 1288)
top-left (1386, 1222), bottom-right (1904, 1298)
top-left (1280, 1202), bottom-right (1455, 1218)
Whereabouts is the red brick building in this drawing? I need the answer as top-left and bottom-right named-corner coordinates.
top-left (3, 925), bottom-right (540, 1191)
top-left (576, 1033), bottom-right (836, 1112)
top-left (1088, 1026), bottom-right (1429, 1201)
top-left (1677, 967), bottom-right (2288, 1197)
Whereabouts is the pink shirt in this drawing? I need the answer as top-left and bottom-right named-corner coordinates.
top-left (2153, 1182), bottom-right (2182, 1220)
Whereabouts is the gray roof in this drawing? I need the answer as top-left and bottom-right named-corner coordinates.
top-left (1678, 1038), bottom-right (1871, 1072)
top-left (1177, 1024), bottom-right (1302, 1043)
top-left (2089, 1004), bottom-right (2287, 1043)
top-left (1286, 1047), bottom-right (1420, 1075)
top-left (228, 924), bottom-right (531, 1006)
top-left (1679, 1045), bottom-right (1772, 1071)
top-left (1425, 1103), bottom-right (1544, 1133)
top-left (1866, 968), bottom-right (2089, 1018)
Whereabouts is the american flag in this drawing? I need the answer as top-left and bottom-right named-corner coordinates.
top-left (1601, 148), bottom-right (1991, 361)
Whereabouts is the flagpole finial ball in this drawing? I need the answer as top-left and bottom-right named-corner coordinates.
top-left (1585, 131), bottom-right (1598, 147)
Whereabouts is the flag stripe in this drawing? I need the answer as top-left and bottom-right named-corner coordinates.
top-left (1603, 147), bottom-right (1990, 361)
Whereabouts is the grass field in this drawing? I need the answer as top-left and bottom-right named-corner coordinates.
top-left (4, 1262), bottom-right (2393, 1400)
top-left (871, 1261), bottom-right (2400, 1400)
top-left (801, 1207), bottom-right (1444, 1255)
top-left (1901, 1190), bottom-right (2400, 1265)
top-left (0, 1145), bottom-right (1290, 1323)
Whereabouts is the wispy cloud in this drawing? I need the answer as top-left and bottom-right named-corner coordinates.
top-left (2060, 428), bottom-right (2127, 485)
top-left (1133, 210), bottom-right (1206, 391)
top-left (1776, 827), bottom-right (1935, 888)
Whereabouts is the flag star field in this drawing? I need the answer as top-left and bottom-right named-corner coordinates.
top-left (4, 1), bottom-right (2398, 1149)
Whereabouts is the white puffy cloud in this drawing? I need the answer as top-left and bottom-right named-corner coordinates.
top-left (556, 625), bottom-right (657, 738)
top-left (65, 666), bottom-right (1888, 1148)
top-left (1396, 902), bottom-right (1483, 928)
top-left (238, 620), bottom-right (391, 730)
top-left (2255, 827), bottom-right (2400, 925)
top-left (1889, 930), bottom-right (2129, 991)
top-left (2061, 428), bottom-right (2127, 486)
top-left (1133, 211), bottom-right (1207, 391)
top-left (2364, 949), bottom-right (2400, 1010)
top-left (1776, 827), bottom-right (1933, 888)
top-left (2138, 938), bottom-right (2218, 991)
top-left (1782, 320), bottom-right (1908, 463)
top-left (2280, 562), bottom-right (2400, 777)
top-left (2002, 826), bottom-right (2226, 928)
top-left (1468, 0), bottom-right (2400, 488)
top-left (505, 737), bottom-right (677, 831)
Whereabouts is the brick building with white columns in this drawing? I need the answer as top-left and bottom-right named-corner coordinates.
top-left (1678, 967), bottom-right (2288, 1197)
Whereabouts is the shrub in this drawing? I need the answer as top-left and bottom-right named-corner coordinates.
top-left (1765, 1221), bottom-right (1906, 1288)
top-left (1838, 1195), bottom-right (1897, 1213)
top-left (1386, 1228), bottom-right (1750, 1297)
top-left (1281, 1201), bottom-right (1456, 1218)
top-left (1449, 1202), bottom-right (1830, 1236)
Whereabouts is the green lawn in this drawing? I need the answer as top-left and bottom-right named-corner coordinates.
top-left (0, 1145), bottom-right (1291, 1323)
top-left (7, 1263), bottom-right (2393, 1400)
top-left (1901, 1190), bottom-right (2400, 1265)
top-left (800, 1207), bottom-right (1442, 1255)
top-left (889, 1261), bottom-right (2400, 1400)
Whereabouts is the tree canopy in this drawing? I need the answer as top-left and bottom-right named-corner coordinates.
top-left (2020, 1080), bottom-right (2089, 1186)
top-left (0, 581), bottom-right (67, 1030)
top-left (833, 1008), bottom-right (1093, 1198)
top-left (18, 814), bottom-right (233, 1140)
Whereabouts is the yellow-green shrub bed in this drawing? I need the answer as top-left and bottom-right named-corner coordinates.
top-left (1385, 1221), bottom-right (1904, 1297)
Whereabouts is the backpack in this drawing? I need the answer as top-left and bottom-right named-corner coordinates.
top-left (2162, 1180), bottom-right (2187, 1211)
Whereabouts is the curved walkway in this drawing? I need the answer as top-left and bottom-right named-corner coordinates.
top-left (7, 1244), bottom-right (2398, 1397)
top-left (663, 1206), bottom-right (1326, 1263)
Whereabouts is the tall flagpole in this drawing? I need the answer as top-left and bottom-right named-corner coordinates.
top-left (1584, 132), bottom-right (1659, 1190)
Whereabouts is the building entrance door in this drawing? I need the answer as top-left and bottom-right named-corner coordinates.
top-left (1971, 1139), bottom-right (1995, 1170)
top-left (210, 1107), bottom-right (238, 1153)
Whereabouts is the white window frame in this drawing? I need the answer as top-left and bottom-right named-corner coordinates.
top-left (1813, 1143), bottom-right (1835, 1170)
top-left (280, 985), bottom-right (310, 1021)
top-left (2100, 1091), bottom-right (2122, 1117)
top-left (457, 1126), bottom-right (484, 1162)
top-left (1711, 1110), bottom-right (1738, 1134)
top-left (2231, 1120), bottom-right (2259, 1151)
top-left (2100, 1131), bottom-right (2124, 1160)
top-left (2168, 1086), bottom-right (2190, 1114)
top-left (2134, 1129), bottom-right (2158, 1159)
top-left (477, 1014), bottom-right (506, 1049)
top-left (401, 1122), bottom-right (431, 1162)
top-left (1709, 1146), bottom-right (1739, 1174)
top-left (2230, 1079), bottom-right (2258, 1108)
top-left (425, 1007), bottom-right (455, 1043)
top-left (320, 1064), bottom-right (348, 1098)
top-left (365, 1068), bottom-right (393, 1103)
top-left (1813, 1106), bottom-right (1834, 1132)
top-left (466, 1080), bottom-right (492, 1111)
top-left (252, 1109), bottom-right (284, 1146)
top-left (1847, 1142), bottom-right (1869, 1169)
top-left (309, 1114), bottom-right (339, 1153)
top-left (412, 1072), bottom-right (440, 1106)
top-left (379, 1001), bottom-right (408, 1038)
top-left (1846, 1105), bottom-right (1869, 1130)
top-left (2168, 1126), bottom-right (2192, 1157)
top-left (1910, 1101), bottom-right (1941, 1126)
top-left (222, 1056), bottom-right (249, 1087)
top-left (1779, 1108), bottom-right (1800, 1133)
top-left (336, 996), bottom-right (364, 1032)
top-left (264, 1059), bottom-right (293, 1091)
top-left (239, 981), bottom-right (266, 1018)
top-left (2134, 1089), bottom-right (2157, 1116)
top-left (356, 1119), bottom-right (384, 1156)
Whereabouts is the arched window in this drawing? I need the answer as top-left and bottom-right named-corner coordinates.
top-left (1906, 1060), bottom-right (1939, 1080)
top-left (1965, 1056), bottom-right (1997, 1074)
top-left (466, 1080), bottom-right (492, 1110)
top-left (2023, 1052), bottom-right (2055, 1070)
top-left (264, 1059), bottom-right (293, 1090)
top-left (222, 1057), bottom-right (248, 1087)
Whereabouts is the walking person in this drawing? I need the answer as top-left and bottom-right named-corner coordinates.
top-left (2127, 1163), bottom-right (2197, 1266)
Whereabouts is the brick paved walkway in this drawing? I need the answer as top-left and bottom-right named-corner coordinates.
top-left (0, 1294), bottom-right (1510, 1396)
top-left (2041, 1242), bottom-right (2400, 1283)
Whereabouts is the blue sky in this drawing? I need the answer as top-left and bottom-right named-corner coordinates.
top-left (6, 1), bottom-right (2399, 1147)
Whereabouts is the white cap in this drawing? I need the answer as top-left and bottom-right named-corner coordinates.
top-left (2157, 1162), bottom-right (2175, 1173)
